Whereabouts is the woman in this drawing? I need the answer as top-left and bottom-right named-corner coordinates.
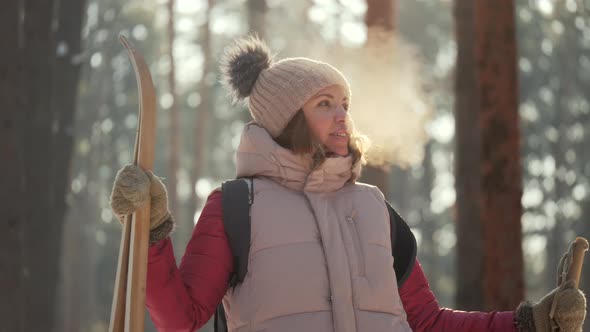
top-left (110, 36), bottom-right (585, 332)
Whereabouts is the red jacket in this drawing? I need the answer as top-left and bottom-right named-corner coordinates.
top-left (146, 191), bottom-right (517, 331)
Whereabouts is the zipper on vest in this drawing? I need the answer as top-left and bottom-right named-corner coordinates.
top-left (346, 213), bottom-right (365, 277)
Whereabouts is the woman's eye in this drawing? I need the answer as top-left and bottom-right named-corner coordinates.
top-left (318, 100), bottom-right (330, 107)
top-left (343, 103), bottom-right (349, 111)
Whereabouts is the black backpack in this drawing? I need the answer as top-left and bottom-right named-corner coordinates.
top-left (214, 178), bottom-right (417, 332)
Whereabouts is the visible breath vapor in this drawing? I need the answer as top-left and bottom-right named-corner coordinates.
top-left (315, 32), bottom-right (432, 168)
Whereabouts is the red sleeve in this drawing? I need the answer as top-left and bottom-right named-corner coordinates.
top-left (399, 259), bottom-right (517, 332)
top-left (146, 191), bottom-right (233, 332)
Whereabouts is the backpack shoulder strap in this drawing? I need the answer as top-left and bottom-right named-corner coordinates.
top-left (215, 177), bottom-right (253, 332)
top-left (385, 200), bottom-right (417, 288)
top-left (221, 177), bottom-right (253, 286)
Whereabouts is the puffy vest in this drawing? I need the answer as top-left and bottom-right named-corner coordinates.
top-left (223, 124), bottom-right (412, 332)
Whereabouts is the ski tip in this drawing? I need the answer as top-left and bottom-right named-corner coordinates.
top-left (119, 34), bottom-right (135, 51)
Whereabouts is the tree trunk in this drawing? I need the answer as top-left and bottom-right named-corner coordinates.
top-left (454, 0), bottom-right (484, 310)
top-left (189, 0), bottom-right (213, 226)
top-left (360, 0), bottom-right (397, 197)
top-left (546, 0), bottom-right (583, 298)
top-left (248, 0), bottom-right (267, 37)
top-left (0, 0), bottom-right (85, 329)
top-left (22, 1), bottom-right (63, 330)
top-left (191, 8), bottom-right (214, 329)
top-left (419, 143), bottom-right (436, 271)
top-left (50, 0), bottom-right (86, 219)
top-left (167, 0), bottom-right (180, 226)
top-left (167, 0), bottom-right (187, 251)
top-left (0, 1), bottom-right (27, 329)
top-left (454, 0), bottom-right (524, 311)
top-left (365, 0), bottom-right (396, 37)
top-left (362, 165), bottom-right (391, 198)
top-left (245, 0), bottom-right (267, 127)
top-left (52, 0), bottom-right (88, 328)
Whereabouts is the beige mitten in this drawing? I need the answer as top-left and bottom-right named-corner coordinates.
top-left (515, 240), bottom-right (587, 332)
top-left (109, 165), bottom-right (175, 243)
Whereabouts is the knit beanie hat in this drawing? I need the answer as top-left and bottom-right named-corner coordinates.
top-left (221, 36), bottom-right (351, 138)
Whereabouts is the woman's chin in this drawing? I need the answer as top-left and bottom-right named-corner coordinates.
top-left (326, 146), bottom-right (350, 157)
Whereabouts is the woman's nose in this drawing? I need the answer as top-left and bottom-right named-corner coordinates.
top-left (335, 106), bottom-right (347, 121)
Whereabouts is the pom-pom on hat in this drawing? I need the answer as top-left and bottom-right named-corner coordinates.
top-left (221, 36), bottom-right (351, 138)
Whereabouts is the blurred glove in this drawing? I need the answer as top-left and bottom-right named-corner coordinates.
top-left (109, 164), bottom-right (174, 244)
top-left (515, 246), bottom-right (586, 332)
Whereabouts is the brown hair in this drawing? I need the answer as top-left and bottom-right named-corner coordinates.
top-left (275, 110), bottom-right (370, 170)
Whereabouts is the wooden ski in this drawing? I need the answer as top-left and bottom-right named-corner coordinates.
top-left (109, 35), bottom-right (157, 332)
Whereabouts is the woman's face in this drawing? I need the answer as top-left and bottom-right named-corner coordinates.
top-left (301, 85), bottom-right (350, 157)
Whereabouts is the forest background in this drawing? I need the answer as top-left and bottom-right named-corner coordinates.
top-left (1, 0), bottom-right (589, 331)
